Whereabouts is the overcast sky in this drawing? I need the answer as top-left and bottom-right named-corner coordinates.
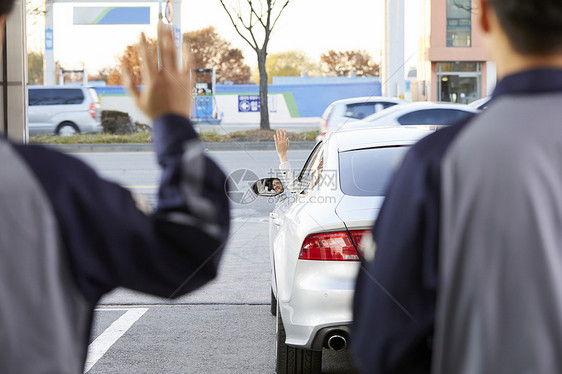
top-left (26, 0), bottom-right (419, 74)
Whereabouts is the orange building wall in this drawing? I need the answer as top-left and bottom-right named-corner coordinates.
top-left (427, 0), bottom-right (487, 62)
top-left (416, 0), bottom-right (492, 101)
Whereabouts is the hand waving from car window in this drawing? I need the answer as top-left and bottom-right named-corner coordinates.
top-left (274, 129), bottom-right (290, 163)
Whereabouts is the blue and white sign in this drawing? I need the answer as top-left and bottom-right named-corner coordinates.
top-left (73, 7), bottom-right (150, 25)
top-left (238, 95), bottom-right (260, 112)
top-left (175, 27), bottom-right (181, 50)
top-left (45, 29), bottom-right (53, 51)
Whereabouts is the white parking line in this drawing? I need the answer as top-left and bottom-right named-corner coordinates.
top-left (84, 308), bottom-right (149, 373)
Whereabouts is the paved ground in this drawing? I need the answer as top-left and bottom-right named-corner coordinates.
top-left (74, 149), bottom-right (359, 373)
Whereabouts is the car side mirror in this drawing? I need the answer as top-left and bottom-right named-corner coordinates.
top-left (251, 178), bottom-right (285, 196)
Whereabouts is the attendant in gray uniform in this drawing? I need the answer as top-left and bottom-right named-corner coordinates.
top-left (0, 3), bottom-right (229, 373)
top-left (352, 0), bottom-right (562, 373)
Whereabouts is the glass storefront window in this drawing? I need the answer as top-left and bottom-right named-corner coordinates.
top-left (447, 0), bottom-right (471, 47)
top-left (437, 62), bottom-right (481, 104)
top-left (437, 62), bottom-right (480, 73)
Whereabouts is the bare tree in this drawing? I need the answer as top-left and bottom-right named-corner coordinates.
top-left (27, 51), bottom-right (44, 85)
top-left (26, 0), bottom-right (45, 19)
top-left (219, 0), bottom-right (291, 130)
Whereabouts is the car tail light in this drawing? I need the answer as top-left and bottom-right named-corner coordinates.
top-left (349, 230), bottom-right (371, 257)
top-left (89, 102), bottom-right (96, 119)
top-left (299, 231), bottom-right (360, 261)
top-left (321, 119), bottom-right (328, 135)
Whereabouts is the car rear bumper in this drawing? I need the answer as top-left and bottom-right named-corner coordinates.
top-left (279, 260), bottom-right (359, 349)
top-left (81, 119), bottom-right (103, 134)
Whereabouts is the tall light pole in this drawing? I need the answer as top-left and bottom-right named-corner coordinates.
top-left (383, 0), bottom-right (405, 98)
top-left (171, 0), bottom-right (182, 69)
top-left (44, 0), bottom-right (55, 85)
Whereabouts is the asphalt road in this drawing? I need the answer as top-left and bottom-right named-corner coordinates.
top-left (73, 149), bottom-right (359, 374)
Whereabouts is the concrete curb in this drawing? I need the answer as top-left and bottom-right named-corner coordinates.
top-left (42, 141), bottom-right (318, 153)
top-left (204, 141), bottom-right (317, 151)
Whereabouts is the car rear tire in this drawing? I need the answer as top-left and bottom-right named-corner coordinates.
top-left (276, 304), bottom-right (321, 374)
top-left (271, 288), bottom-right (277, 316)
top-left (56, 121), bottom-right (79, 136)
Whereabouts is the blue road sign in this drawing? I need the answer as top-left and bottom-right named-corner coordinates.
top-left (238, 95), bottom-right (260, 112)
top-left (175, 27), bottom-right (181, 49)
top-left (45, 29), bottom-right (53, 50)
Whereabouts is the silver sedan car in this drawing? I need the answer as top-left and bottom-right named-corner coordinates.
top-left (257, 126), bottom-right (436, 374)
top-left (340, 101), bottom-right (478, 131)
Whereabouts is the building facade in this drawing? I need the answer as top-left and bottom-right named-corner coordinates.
top-left (413, 0), bottom-right (496, 103)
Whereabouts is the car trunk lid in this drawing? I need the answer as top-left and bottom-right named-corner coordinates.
top-left (334, 195), bottom-right (384, 230)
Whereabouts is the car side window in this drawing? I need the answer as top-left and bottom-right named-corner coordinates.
top-left (374, 102), bottom-right (399, 113)
top-left (298, 143), bottom-right (324, 193)
top-left (55, 89), bottom-right (85, 105)
top-left (28, 89), bottom-right (85, 106)
top-left (398, 109), bottom-right (472, 126)
top-left (306, 149), bottom-right (324, 191)
top-left (28, 89), bottom-right (43, 106)
top-left (344, 103), bottom-right (376, 119)
top-left (382, 102), bottom-right (399, 110)
top-left (436, 109), bottom-right (473, 124)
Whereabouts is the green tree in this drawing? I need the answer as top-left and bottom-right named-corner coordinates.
top-left (28, 51), bottom-right (43, 85)
top-left (256, 50), bottom-right (320, 84)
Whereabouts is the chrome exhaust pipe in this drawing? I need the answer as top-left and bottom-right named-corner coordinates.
top-left (327, 334), bottom-right (347, 351)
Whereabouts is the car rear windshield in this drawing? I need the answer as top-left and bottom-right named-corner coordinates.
top-left (397, 109), bottom-right (473, 126)
top-left (344, 102), bottom-right (398, 120)
top-left (28, 88), bottom-right (85, 106)
top-left (339, 146), bottom-right (410, 196)
top-left (344, 103), bottom-right (376, 119)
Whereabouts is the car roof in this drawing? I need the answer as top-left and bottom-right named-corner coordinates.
top-left (28, 85), bottom-right (92, 89)
top-left (336, 102), bottom-right (477, 131)
top-left (328, 96), bottom-right (406, 106)
top-left (329, 126), bottom-right (435, 152)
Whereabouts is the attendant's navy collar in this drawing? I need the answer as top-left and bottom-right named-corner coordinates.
top-left (492, 68), bottom-right (562, 99)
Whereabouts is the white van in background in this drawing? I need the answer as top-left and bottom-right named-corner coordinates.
top-left (28, 86), bottom-right (102, 136)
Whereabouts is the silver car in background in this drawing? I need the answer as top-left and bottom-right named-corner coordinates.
top-left (320, 96), bottom-right (405, 135)
top-left (340, 101), bottom-right (477, 131)
top-left (28, 86), bottom-right (102, 136)
top-left (262, 126), bottom-right (435, 374)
